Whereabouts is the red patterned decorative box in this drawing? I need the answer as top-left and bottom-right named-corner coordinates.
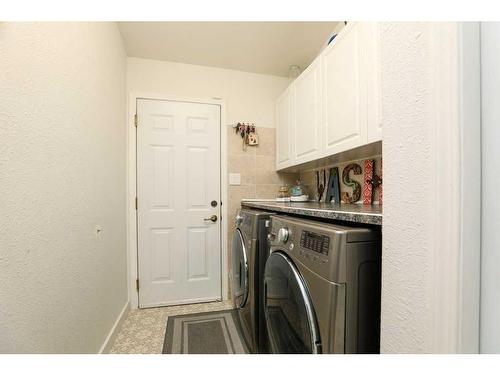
top-left (363, 160), bottom-right (374, 205)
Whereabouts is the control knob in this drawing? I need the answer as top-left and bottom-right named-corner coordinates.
top-left (235, 214), bottom-right (243, 226)
top-left (277, 227), bottom-right (290, 244)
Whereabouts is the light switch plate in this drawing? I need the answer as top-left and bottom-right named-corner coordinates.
top-left (229, 173), bottom-right (241, 185)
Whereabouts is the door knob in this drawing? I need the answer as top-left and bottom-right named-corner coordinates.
top-left (204, 215), bottom-right (218, 223)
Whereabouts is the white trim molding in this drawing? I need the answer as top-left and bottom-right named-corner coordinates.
top-left (479, 22), bottom-right (500, 353)
top-left (429, 22), bottom-right (481, 354)
top-left (126, 92), bottom-right (228, 309)
top-left (99, 302), bottom-right (130, 354)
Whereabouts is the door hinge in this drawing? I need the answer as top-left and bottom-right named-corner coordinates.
top-left (135, 197), bottom-right (138, 210)
top-left (134, 113), bottom-right (138, 127)
top-left (136, 279), bottom-right (140, 292)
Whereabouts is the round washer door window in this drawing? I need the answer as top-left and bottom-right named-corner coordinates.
top-left (232, 229), bottom-right (248, 308)
top-left (263, 251), bottom-right (321, 354)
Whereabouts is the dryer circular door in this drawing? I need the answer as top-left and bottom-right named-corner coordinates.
top-left (263, 251), bottom-right (321, 354)
top-left (232, 229), bottom-right (248, 308)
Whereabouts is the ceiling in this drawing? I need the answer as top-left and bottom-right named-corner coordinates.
top-left (118, 22), bottom-right (339, 77)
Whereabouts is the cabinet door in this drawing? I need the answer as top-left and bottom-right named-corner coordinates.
top-left (322, 22), bottom-right (367, 155)
top-left (276, 87), bottom-right (294, 170)
top-left (365, 22), bottom-right (382, 143)
top-left (293, 59), bottom-right (322, 163)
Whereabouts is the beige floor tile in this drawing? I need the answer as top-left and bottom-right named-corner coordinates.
top-left (108, 300), bottom-right (234, 354)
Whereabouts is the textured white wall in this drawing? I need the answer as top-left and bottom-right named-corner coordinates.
top-left (380, 22), bottom-right (480, 353)
top-left (127, 57), bottom-right (289, 127)
top-left (380, 23), bottom-right (434, 353)
top-left (0, 23), bottom-right (127, 353)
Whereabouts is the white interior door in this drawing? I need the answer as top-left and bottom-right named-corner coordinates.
top-left (137, 98), bottom-right (221, 308)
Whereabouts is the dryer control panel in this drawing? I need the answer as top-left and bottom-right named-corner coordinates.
top-left (269, 217), bottom-right (332, 269)
top-left (300, 231), bottom-right (330, 255)
top-left (269, 214), bottom-right (379, 283)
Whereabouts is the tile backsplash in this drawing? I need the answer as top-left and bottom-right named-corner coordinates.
top-left (227, 125), bottom-right (297, 214)
top-left (299, 156), bottom-right (383, 204)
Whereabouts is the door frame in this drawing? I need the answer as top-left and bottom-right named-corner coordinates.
top-left (127, 92), bottom-right (228, 309)
top-left (428, 22), bottom-right (481, 353)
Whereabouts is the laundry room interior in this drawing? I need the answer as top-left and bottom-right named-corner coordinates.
top-left (2, 5), bottom-right (500, 363)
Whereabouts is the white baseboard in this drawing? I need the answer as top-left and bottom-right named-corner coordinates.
top-left (139, 296), bottom-right (220, 309)
top-left (98, 301), bottom-right (130, 354)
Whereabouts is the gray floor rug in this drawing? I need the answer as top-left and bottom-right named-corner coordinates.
top-left (162, 309), bottom-right (249, 354)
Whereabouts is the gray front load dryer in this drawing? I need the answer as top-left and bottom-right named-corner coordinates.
top-left (232, 208), bottom-right (271, 353)
top-left (264, 215), bottom-right (382, 354)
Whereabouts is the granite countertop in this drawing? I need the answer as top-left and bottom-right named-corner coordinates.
top-left (240, 200), bottom-right (382, 225)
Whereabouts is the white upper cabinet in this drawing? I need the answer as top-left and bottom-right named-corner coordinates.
top-left (293, 59), bottom-right (322, 163)
top-left (275, 22), bottom-right (382, 171)
top-left (276, 86), bottom-right (294, 169)
top-left (365, 23), bottom-right (383, 143)
top-left (322, 22), bottom-right (367, 154)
